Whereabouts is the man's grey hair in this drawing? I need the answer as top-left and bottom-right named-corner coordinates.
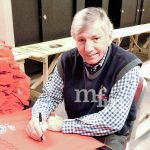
top-left (71, 7), bottom-right (114, 43)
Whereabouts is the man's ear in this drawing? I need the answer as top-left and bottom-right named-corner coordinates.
top-left (108, 34), bottom-right (113, 45)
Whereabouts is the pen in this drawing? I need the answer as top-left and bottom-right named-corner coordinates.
top-left (39, 112), bottom-right (43, 141)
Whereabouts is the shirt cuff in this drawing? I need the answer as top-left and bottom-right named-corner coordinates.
top-left (61, 119), bottom-right (76, 133)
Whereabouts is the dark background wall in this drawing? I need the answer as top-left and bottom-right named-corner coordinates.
top-left (11, 0), bottom-right (150, 74)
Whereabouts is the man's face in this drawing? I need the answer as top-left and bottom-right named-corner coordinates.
top-left (74, 21), bottom-right (110, 65)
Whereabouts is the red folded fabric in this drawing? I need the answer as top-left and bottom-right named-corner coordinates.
top-left (0, 85), bottom-right (12, 95)
top-left (0, 94), bottom-right (24, 114)
top-left (0, 60), bottom-right (12, 73)
top-left (10, 62), bottom-right (20, 70)
top-left (0, 85), bottom-right (10, 92)
top-left (0, 92), bottom-right (7, 106)
top-left (0, 41), bottom-right (30, 114)
top-left (0, 73), bottom-right (14, 86)
top-left (13, 69), bottom-right (26, 79)
top-left (0, 47), bottom-right (14, 60)
top-left (13, 76), bottom-right (30, 106)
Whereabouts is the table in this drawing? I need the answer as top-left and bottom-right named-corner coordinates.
top-left (13, 37), bottom-right (76, 97)
top-left (12, 23), bottom-right (150, 97)
top-left (13, 50), bottom-right (31, 72)
top-left (113, 23), bottom-right (150, 39)
top-left (0, 109), bottom-right (108, 150)
top-left (113, 23), bottom-right (150, 58)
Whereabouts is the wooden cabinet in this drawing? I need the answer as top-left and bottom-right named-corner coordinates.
top-left (75, 0), bottom-right (109, 14)
top-left (11, 0), bottom-right (41, 46)
top-left (11, 0), bottom-right (73, 46)
top-left (11, 0), bottom-right (73, 74)
top-left (11, 0), bottom-right (149, 45)
top-left (108, 0), bottom-right (150, 29)
top-left (40, 0), bottom-right (73, 41)
top-left (135, 0), bottom-right (150, 24)
top-left (108, 0), bottom-right (137, 28)
top-left (11, 0), bottom-right (42, 74)
top-left (8, 0), bottom-right (150, 74)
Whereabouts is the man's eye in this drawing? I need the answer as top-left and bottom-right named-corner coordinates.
top-left (93, 37), bottom-right (100, 41)
top-left (78, 39), bottom-right (85, 42)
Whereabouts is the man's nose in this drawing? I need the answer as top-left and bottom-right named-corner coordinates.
top-left (85, 41), bottom-right (94, 53)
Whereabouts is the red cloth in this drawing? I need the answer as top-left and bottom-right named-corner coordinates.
top-left (0, 41), bottom-right (30, 114)
top-left (0, 109), bottom-right (104, 150)
top-left (0, 44), bottom-right (14, 60)
top-left (0, 60), bottom-right (12, 73)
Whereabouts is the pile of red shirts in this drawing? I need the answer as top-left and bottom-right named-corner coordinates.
top-left (0, 41), bottom-right (30, 114)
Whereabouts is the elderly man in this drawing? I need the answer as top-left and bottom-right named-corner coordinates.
top-left (26, 7), bottom-right (142, 150)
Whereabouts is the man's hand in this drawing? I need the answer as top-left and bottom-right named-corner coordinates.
top-left (47, 115), bottom-right (64, 132)
top-left (26, 118), bottom-right (48, 141)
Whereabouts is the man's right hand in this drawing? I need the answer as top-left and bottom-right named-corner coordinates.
top-left (26, 118), bottom-right (48, 141)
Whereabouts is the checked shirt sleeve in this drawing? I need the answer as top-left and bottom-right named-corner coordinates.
top-left (61, 66), bottom-right (140, 136)
top-left (32, 66), bottom-right (64, 120)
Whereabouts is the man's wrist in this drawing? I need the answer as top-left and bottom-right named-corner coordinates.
top-left (61, 119), bottom-right (75, 133)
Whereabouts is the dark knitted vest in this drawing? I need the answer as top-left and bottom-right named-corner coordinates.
top-left (58, 43), bottom-right (142, 135)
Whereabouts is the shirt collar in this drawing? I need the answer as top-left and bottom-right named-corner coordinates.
top-left (84, 48), bottom-right (108, 74)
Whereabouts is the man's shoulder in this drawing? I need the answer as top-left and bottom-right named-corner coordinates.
top-left (63, 47), bottom-right (78, 56)
top-left (111, 43), bottom-right (138, 59)
top-left (61, 47), bottom-right (81, 61)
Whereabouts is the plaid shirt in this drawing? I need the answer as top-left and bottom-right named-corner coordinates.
top-left (32, 55), bottom-right (140, 136)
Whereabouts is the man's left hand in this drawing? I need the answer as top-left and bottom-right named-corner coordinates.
top-left (47, 115), bottom-right (64, 132)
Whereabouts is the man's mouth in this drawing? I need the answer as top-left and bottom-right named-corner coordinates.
top-left (87, 53), bottom-right (98, 57)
